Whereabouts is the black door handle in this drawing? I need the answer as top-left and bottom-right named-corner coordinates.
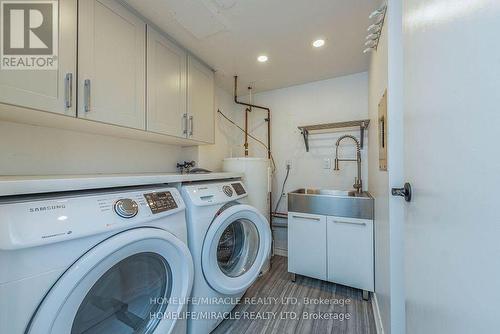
top-left (392, 183), bottom-right (412, 202)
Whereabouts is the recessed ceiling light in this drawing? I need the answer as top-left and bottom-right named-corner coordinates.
top-left (257, 55), bottom-right (268, 63)
top-left (312, 39), bottom-right (325, 48)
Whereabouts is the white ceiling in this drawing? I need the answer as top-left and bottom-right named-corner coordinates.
top-left (123, 0), bottom-right (379, 95)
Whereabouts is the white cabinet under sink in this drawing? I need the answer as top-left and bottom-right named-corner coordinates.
top-left (327, 216), bottom-right (374, 291)
top-left (288, 213), bottom-right (327, 281)
top-left (288, 212), bottom-right (374, 294)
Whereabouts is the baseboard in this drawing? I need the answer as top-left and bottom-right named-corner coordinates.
top-left (371, 293), bottom-right (385, 334)
top-left (273, 248), bottom-right (287, 257)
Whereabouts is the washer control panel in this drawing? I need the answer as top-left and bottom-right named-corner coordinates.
top-left (231, 182), bottom-right (246, 196)
top-left (0, 187), bottom-right (185, 250)
top-left (144, 191), bottom-right (178, 214)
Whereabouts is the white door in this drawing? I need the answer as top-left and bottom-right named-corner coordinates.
top-left (78, 0), bottom-right (145, 129)
top-left (27, 228), bottom-right (193, 334)
top-left (187, 55), bottom-right (214, 143)
top-left (202, 204), bottom-right (271, 295)
top-left (389, 1), bottom-right (500, 333)
top-left (147, 27), bottom-right (187, 138)
top-left (0, 0), bottom-right (76, 116)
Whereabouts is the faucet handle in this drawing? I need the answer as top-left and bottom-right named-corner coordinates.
top-left (353, 177), bottom-right (362, 192)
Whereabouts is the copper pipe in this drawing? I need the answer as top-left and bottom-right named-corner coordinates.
top-left (244, 107), bottom-right (249, 156)
top-left (233, 76), bottom-right (273, 225)
top-left (234, 76), bottom-right (271, 159)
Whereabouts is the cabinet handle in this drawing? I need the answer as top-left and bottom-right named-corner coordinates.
top-left (292, 215), bottom-right (321, 221)
top-left (84, 79), bottom-right (91, 112)
top-left (64, 73), bottom-right (73, 108)
top-left (182, 114), bottom-right (188, 135)
top-left (189, 115), bottom-right (194, 136)
top-left (333, 220), bottom-right (367, 226)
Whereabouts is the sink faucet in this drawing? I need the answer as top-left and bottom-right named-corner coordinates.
top-left (334, 135), bottom-right (363, 193)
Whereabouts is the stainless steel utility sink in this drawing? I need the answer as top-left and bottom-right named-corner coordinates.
top-left (288, 188), bottom-right (374, 219)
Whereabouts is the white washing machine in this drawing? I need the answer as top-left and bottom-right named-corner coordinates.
top-left (181, 181), bottom-right (272, 334)
top-left (0, 185), bottom-right (193, 334)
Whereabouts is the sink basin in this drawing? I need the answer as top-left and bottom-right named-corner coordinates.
top-left (288, 188), bottom-right (374, 219)
top-left (318, 189), bottom-right (356, 197)
top-left (291, 188), bottom-right (368, 198)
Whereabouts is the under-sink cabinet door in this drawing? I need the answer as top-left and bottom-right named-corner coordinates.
top-left (147, 27), bottom-right (187, 138)
top-left (78, 0), bottom-right (146, 129)
top-left (288, 212), bottom-right (327, 280)
top-left (327, 216), bottom-right (374, 291)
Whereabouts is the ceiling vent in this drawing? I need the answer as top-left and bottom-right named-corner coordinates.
top-left (164, 0), bottom-right (230, 39)
top-left (212, 0), bottom-right (238, 10)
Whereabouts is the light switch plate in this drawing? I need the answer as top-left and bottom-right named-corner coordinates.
top-left (323, 158), bottom-right (331, 169)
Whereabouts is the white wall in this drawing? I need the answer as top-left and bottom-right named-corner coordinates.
top-left (0, 88), bottom-right (237, 176)
top-left (367, 18), bottom-right (391, 334)
top-left (0, 121), bottom-right (185, 175)
top-left (241, 72), bottom-right (369, 213)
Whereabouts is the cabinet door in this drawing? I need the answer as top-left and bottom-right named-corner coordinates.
top-left (288, 212), bottom-right (327, 281)
top-left (0, 0), bottom-right (76, 116)
top-left (187, 56), bottom-right (214, 143)
top-left (327, 216), bottom-right (374, 291)
top-left (147, 27), bottom-right (187, 137)
top-left (78, 0), bottom-right (145, 129)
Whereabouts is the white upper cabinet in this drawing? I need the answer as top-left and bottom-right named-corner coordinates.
top-left (0, 0), bottom-right (77, 116)
top-left (147, 27), bottom-right (187, 138)
top-left (187, 55), bottom-right (214, 143)
top-left (78, 0), bottom-right (146, 129)
top-left (0, 0), bottom-right (216, 145)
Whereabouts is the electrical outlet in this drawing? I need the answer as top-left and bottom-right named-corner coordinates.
top-left (323, 158), bottom-right (332, 169)
top-left (286, 160), bottom-right (292, 169)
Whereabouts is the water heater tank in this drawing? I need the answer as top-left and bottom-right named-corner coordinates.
top-left (223, 157), bottom-right (271, 222)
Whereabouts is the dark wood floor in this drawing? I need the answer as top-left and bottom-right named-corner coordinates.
top-left (213, 256), bottom-right (376, 334)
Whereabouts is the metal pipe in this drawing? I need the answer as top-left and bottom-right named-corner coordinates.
top-left (234, 76), bottom-right (271, 114)
top-left (244, 107), bottom-right (249, 156)
top-left (234, 76), bottom-right (273, 226)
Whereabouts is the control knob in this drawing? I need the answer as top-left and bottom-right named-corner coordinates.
top-left (114, 198), bottom-right (138, 218)
top-left (222, 185), bottom-right (233, 197)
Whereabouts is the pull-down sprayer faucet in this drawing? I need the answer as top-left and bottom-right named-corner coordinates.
top-left (334, 135), bottom-right (363, 193)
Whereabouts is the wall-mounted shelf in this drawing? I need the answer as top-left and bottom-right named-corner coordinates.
top-left (298, 120), bottom-right (370, 152)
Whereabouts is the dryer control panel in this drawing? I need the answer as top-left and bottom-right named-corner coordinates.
top-left (182, 181), bottom-right (248, 206)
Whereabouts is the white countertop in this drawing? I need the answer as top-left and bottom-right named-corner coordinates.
top-left (0, 172), bottom-right (244, 197)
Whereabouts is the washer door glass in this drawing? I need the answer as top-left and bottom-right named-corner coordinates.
top-left (202, 204), bottom-right (272, 295)
top-left (217, 218), bottom-right (260, 278)
top-left (72, 252), bottom-right (172, 334)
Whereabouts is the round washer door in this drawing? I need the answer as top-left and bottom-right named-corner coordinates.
top-left (202, 204), bottom-right (271, 295)
top-left (27, 228), bottom-right (193, 334)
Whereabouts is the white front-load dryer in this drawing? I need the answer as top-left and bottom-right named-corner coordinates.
top-left (0, 186), bottom-right (194, 334)
top-left (181, 181), bottom-right (272, 334)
